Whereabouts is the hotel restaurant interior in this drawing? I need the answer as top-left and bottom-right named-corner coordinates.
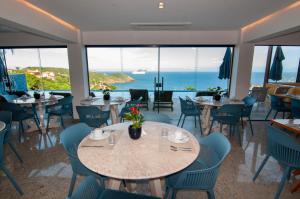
top-left (1, 0), bottom-right (300, 199)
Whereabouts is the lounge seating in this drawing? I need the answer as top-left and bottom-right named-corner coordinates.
top-left (253, 125), bottom-right (300, 199)
top-left (250, 87), bottom-right (267, 103)
top-left (165, 133), bottom-right (231, 199)
top-left (129, 89), bottom-right (149, 110)
top-left (70, 176), bottom-right (159, 199)
top-left (283, 87), bottom-right (300, 103)
top-left (153, 91), bottom-right (173, 111)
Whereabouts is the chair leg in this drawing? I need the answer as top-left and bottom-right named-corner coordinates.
top-left (60, 115), bottom-right (65, 129)
top-left (19, 121), bottom-right (24, 142)
top-left (171, 189), bottom-right (177, 199)
top-left (8, 143), bottom-right (23, 163)
top-left (220, 123), bottom-right (223, 133)
top-left (0, 165), bottom-right (23, 195)
top-left (253, 155), bottom-right (270, 181)
top-left (198, 115), bottom-right (203, 135)
top-left (208, 120), bottom-right (214, 135)
top-left (274, 167), bottom-right (290, 199)
top-left (34, 117), bottom-right (42, 134)
top-left (273, 111), bottom-right (278, 119)
top-left (177, 113), bottom-right (183, 126)
top-left (248, 117), bottom-right (254, 136)
top-left (265, 109), bottom-right (272, 120)
top-left (194, 116), bottom-right (197, 128)
top-left (207, 189), bottom-right (215, 199)
top-left (237, 125), bottom-right (242, 147)
top-left (240, 117), bottom-right (244, 129)
top-left (68, 173), bottom-right (77, 197)
top-left (46, 115), bottom-right (51, 133)
top-left (181, 116), bottom-right (186, 128)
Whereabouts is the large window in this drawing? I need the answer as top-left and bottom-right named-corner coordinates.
top-left (3, 47), bottom-right (70, 91)
top-left (86, 46), bottom-right (232, 93)
top-left (250, 45), bottom-right (300, 87)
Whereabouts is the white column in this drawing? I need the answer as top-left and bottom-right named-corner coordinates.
top-left (67, 42), bottom-right (89, 118)
top-left (230, 43), bottom-right (254, 99)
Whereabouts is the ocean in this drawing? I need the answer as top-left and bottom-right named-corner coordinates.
top-left (110, 72), bottom-right (295, 91)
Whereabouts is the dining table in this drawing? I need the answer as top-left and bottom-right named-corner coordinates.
top-left (80, 97), bottom-right (127, 124)
top-left (77, 121), bottom-right (200, 198)
top-left (193, 97), bottom-right (244, 135)
top-left (270, 119), bottom-right (300, 193)
top-left (11, 95), bottom-right (64, 130)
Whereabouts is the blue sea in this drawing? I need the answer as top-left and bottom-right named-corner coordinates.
top-left (111, 72), bottom-right (291, 91)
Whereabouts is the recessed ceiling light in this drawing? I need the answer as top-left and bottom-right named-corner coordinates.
top-left (158, 2), bottom-right (164, 9)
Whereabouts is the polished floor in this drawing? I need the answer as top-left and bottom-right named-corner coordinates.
top-left (0, 100), bottom-right (300, 199)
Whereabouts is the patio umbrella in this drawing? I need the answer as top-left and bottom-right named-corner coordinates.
top-left (218, 47), bottom-right (232, 80)
top-left (269, 46), bottom-right (285, 81)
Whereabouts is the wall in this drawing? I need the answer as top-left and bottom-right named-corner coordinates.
top-left (83, 30), bottom-right (239, 45)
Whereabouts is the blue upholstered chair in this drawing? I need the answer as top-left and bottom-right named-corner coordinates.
top-left (208, 104), bottom-right (244, 146)
top-left (265, 95), bottom-right (290, 120)
top-left (60, 123), bottom-right (106, 197)
top-left (76, 106), bottom-right (110, 128)
top-left (119, 99), bottom-right (141, 122)
top-left (241, 96), bottom-right (256, 135)
top-left (291, 98), bottom-right (300, 119)
top-left (0, 125), bottom-right (23, 195)
top-left (253, 125), bottom-right (300, 199)
top-left (165, 133), bottom-right (231, 199)
top-left (46, 96), bottom-right (73, 132)
top-left (177, 97), bottom-right (202, 134)
top-left (0, 111), bottom-right (23, 162)
top-left (71, 176), bottom-right (159, 199)
top-left (0, 102), bottom-right (41, 142)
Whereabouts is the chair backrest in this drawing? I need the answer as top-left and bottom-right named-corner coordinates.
top-left (76, 106), bottom-right (110, 128)
top-left (60, 123), bottom-right (92, 173)
top-left (179, 97), bottom-right (196, 113)
top-left (250, 87), bottom-right (267, 102)
top-left (266, 125), bottom-right (300, 168)
top-left (0, 94), bottom-right (18, 102)
top-left (270, 95), bottom-right (283, 109)
top-left (195, 91), bottom-right (217, 97)
top-left (275, 86), bottom-right (291, 94)
top-left (154, 91), bottom-right (173, 102)
top-left (71, 176), bottom-right (104, 199)
top-left (129, 89), bottom-right (149, 102)
top-left (125, 99), bottom-right (141, 108)
top-left (0, 111), bottom-right (12, 141)
top-left (174, 133), bottom-right (231, 189)
top-left (242, 96), bottom-right (256, 116)
top-left (0, 102), bottom-right (23, 112)
top-left (291, 98), bottom-right (300, 119)
top-left (218, 104), bottom-right (244, 116)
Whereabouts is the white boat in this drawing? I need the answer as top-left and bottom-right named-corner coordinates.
top-left (132, 69), bottom-right (146, 74)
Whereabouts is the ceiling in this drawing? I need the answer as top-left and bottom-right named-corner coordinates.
top-left (0, 24), bottom-right (19, 33)
top-left (27, 0), bottom-right (297, 31)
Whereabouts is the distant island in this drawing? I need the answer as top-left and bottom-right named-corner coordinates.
top-left (8, 67), bottom-right (134, 91)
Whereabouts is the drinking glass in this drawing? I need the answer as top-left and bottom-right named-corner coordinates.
top-left (161, 128), bottom-right (168, 138)
top-left (108, 133), bottom-right (115, 145)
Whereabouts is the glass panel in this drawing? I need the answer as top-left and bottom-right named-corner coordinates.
top-left (5, 48), bottom-right (70, 91)
top-left (250, 46), bottom-right (268, 87)
top-left (269, 46), bottom-right (300, 83)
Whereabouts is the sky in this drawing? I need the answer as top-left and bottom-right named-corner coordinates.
top-left (4, 46), bottom-right (300, 72)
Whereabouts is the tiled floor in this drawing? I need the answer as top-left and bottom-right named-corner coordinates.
top-left (0, 100), bottom-right (300, 199)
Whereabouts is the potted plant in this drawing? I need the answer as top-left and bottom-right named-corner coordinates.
top-left (208, 87), bottom-right (222, 101)
top-left (33, 91), bottom-right (41, 99)
top-left (124, 106), bottom-right (144, 140)
top-left (103, 89), bottom-right (110, 100)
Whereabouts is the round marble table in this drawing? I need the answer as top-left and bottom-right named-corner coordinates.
top-left (80, 97), bottom-right (127, 124)
top-left (78, 121), bottom-right (200, 198)
top-left (193, 97), bottom-right (244, 135)
top-left (12, 95), bottom-right (63, 105)
top-left (0, 121), bottom-right (6, 132)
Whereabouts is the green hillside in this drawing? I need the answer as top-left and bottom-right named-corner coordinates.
top-left (8, 67), bottom-right (134, 91)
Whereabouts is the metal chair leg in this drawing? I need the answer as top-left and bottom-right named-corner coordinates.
top-left (208, 120), bottom-right (214, 135)
top-left (198, 115), bottom-right (203, 135)
top-left (60, 116), bottom-right (65, 129)
top-left (177, 113), bottom-right (183, 126)
top-left (253, 155), bottom-right (270, 181)
top-left (265, 109), bottom-right (272, 120)
top-left (273, 111), bottom-right (278, 119)
top-left (181, 116), bottom-right (186, 128)
top-left (248, 117), bottom-right (254, 136)
top-left (207, 189), bottom-right (215, 199)
top-left (46, 115), bottom-right (51, 133)
top-left (274, 167), bottom-right (290, 199)
top-left (0, 165), bottom-right (23, 195)
top-left (68, 173), bottom-right (77, 197)
top-left (8, 142), bottom-right (23, 163)
top-left (194, 116), bottom-right (197, 128)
